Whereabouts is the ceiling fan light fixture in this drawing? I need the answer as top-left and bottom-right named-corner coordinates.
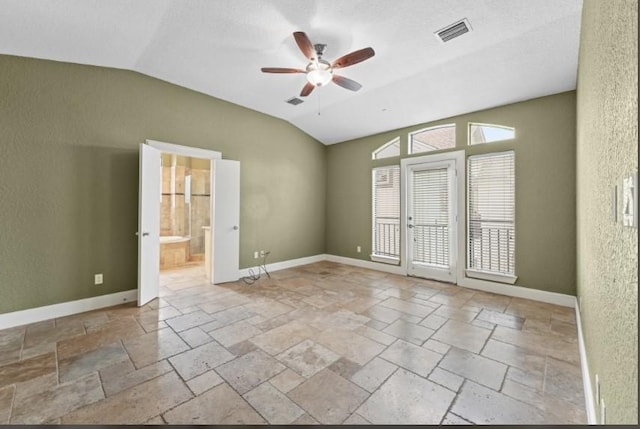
top-left (261, 32), bottom-right (374, 95)
top-left (306, 62), bottom-right (333, 87)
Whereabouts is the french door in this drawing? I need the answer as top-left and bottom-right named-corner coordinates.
top-left (404, 158), bottom-right (458, 283)
top-left (138, 140), bottom-right (240, 306)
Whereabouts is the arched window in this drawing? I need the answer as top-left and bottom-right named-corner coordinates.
top-left (372, 137), bottom-right (400, 160)
top-left (408, 124), bottom-right (456, 154)
top-left (469, 123), bottom-right (515, 145)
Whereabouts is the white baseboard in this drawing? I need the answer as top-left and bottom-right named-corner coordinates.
top-left (238, 254), bottom-right (327, 278)
top-left (575, 297), bottom-right (597, 424)
top-left (0, 254), bottom-right (577, 330)
top-left (324, 254), bottom-right (406, 275)
top-left (0, 289), bottom-right (137, 330)
top-left (457, 277), bottom-right (576, 308)
top-left (324, 254), bottom-right (574, 308)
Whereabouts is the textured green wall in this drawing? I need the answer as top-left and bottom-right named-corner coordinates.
top-left (326, 92), bottom-right (577, 295)
top-left (576, 0), bottom-right (638, 423)
top-left (0, 54), bottom-right (326, 314)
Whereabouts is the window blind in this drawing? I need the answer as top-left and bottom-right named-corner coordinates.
top-left (372, 166), bottom-right (400, 258)
top-left (467, 151), bottom-right (515, 275)
top-left (411, 168), bottom-right (450, 267)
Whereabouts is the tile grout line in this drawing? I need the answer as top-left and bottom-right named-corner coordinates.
top-left (7, 383), bottom-right (16, 424)
top-left (541, 355), bottom-right (549, 394)
top-left (337, 364), bottom-right (393, 426)
top-left (440, 378), bottom-right (468, 423)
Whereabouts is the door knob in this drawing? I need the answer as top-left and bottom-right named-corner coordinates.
top-left (233, 226), bottom-right (239, 230)
top-left (408, 224), bottom-right (414, 229)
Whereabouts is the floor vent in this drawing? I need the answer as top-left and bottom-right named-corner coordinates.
top-left (435, 18), bottom-right (472, 43)
top-left (286, 97), bottom-right (304, 106)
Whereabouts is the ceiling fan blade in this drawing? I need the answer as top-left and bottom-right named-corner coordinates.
top-left (332, 75), bottom-right (362, 92)
top-left (300, 82), bottom-right (315, 97)
top-left (293, 31), bottom-right (316, 61)
top-left (332, 47), bottom-right (375, 69)
top-left (261, 67), bottom-right (305, 73)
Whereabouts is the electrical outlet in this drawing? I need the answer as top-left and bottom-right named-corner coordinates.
top-left (600, 398), bottom-right (606, 424)
top-left (356, 245), bottom-right (361, 253)
top-left (259, 250), bottom-right (265, 257)
top-left (595, 374), bottom-right (600, 405)
top-left (94, 273), bottom-right (103, 285)
top-left (253, 251), bottom-right (259, 259)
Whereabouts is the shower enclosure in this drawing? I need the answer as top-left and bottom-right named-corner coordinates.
top-left (159, 154), bottom-right (211, 269)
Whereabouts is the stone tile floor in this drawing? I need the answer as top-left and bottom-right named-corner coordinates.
top-left (0, 261), bottom-right (587, 424)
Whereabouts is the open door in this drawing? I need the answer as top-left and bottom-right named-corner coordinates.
top-left (137, 143), bottom-right (161, 306)
top-left (212, 159), bottom-right (240, 283)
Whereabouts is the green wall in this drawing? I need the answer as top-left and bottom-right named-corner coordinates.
top-left (0, 54), bottom-right (326, 314)
top-left (326, 92), bottom-right (577, 295)
top-left (576, 0), bottom-right (638, 423)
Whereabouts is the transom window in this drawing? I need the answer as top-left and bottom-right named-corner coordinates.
top-left (372, 137), bottom-right (400, 160)
top-left (408, 124), bottom-right (456, 154)
top-left (469, 123), bottom-right (515, 145)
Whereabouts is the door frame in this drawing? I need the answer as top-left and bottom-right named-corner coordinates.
top-left (139, 140), bottom-right (223, 303)
top-left (400, 150), bottom-right (466, 284)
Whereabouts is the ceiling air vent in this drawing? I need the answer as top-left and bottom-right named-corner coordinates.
top-left (435, 18), bottom-right (472, 43)
top-left (286, 97), bottom-right (304, 106)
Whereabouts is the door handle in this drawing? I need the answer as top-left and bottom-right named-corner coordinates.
top-left (232, 226), bottom-right (239, 231)
top-left (136, 232), bottom-right (150, 236)
top-left (408, 224), bottom-right (414, 229)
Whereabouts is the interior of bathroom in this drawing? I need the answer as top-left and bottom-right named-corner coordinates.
top-left (159, 153), bottom-right (211, 271)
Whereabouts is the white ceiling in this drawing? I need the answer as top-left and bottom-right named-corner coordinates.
top-left (0, 0), bottom-right (583, 144)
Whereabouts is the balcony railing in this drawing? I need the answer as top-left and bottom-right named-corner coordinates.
top-left (468, 222), bottom-right (515, 274)
top-left (374, 217), bottom-right (400, 258)
top-left (412, 223), bottom-right (449, 267)
top-left (374, 217), bottom-right (515, 275)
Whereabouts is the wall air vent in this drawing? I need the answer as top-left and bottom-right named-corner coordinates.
top-left (435, 18), bottom-right (472, 43)
top-left (286, 97), bottom-right (304, 106)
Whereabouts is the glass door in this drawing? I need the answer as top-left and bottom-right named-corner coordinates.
top-left (406, 159), bottom-right (457, 282)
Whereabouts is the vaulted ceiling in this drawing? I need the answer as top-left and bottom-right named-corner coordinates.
top-left (0, 0), bottom-right (583, 144)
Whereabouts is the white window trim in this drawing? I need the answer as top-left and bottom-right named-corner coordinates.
top-left (400, 150), bottom-right (466, 282)
top-left (467, 122), bottom-right (516, 145)
top-left (370, 254), bottom-right (400, 265)
top-left (371, 166), bottom-right (401, 261)
top-left (465, 269), bottom-right (518, 285)
top-left (372, 136), bottom-right (400, 160)
top-left (466, 150), bottom-right (516, 278)
top-left (408, 123), bottom-right (456, 155)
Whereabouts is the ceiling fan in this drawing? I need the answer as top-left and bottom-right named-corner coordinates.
top-left (261, 31), bottom-right (375, 97)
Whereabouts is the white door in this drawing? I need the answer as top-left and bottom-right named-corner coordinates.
top-left (137, 143), bottom-right (161, 305)
top-left (212, 159), bottom-right (240, 283)
top-left (406, 160), bottom-right (457, 283)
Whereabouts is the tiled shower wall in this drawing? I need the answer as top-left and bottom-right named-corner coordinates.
top-left (189, 168), bottom-right (211, 255)
top-left (160, 156), bottom-right (211, 257)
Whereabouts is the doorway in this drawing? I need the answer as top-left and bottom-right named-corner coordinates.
top-left (158, 153), bottom-right (211, 272)
top-left (401, 151), bottom-right (465, 284)
top-left (138, 140), bottom-right (240, 306)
